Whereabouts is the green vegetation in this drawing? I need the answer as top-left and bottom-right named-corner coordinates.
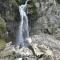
top-left (0, 39), bottom-right (6, 48)
top-left (0, 17), bottom-right (6, 48)
top-left (0, 17), bottom-right (6, 39)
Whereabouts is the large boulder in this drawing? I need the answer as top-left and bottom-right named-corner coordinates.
top-left (26, 34), bottom-right (60, 60)
top-left (30, 0), bottom-right (60, 40)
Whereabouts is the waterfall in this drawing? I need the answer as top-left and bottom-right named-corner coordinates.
top-left (16, 0), bottom-right (29, 46)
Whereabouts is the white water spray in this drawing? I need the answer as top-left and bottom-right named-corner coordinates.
top-left (16, 0), bottom-right (29, 46)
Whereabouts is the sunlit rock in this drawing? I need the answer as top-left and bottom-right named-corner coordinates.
top-left (26, 37), bottom-right (54, 58)
top-left (0, 42), bottom-right (15, 58)
top-left (15, 47), bottom-right (33, 56)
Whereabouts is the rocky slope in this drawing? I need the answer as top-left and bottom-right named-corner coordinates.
top-left (0, 34), bottom-right (60, 60)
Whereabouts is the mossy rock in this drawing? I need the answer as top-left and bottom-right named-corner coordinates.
top-left (0, 39), bottom-right (6, 49)
top-left (0, 17), bottom-right (6, 49)
top-left (0, 17), bottom-right (6, 30)
top-left (0, 17), bottom-right (6, 39)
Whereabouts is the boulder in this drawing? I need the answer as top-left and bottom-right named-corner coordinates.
top-left (15, 47), bottom-right (33, 56)
top-left (26, 34), bottom-right (60, 60)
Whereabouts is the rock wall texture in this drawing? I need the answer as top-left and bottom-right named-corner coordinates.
top-left (31, 0), bottom-right (60, 40)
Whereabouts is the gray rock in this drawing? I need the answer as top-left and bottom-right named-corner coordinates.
top-left (15, 47), bottom-right (33, 56)
top-left (26, 34), bottom-right (60, 60)
top-left (30, 0), bottom-right (60, 41)
top-left (1, 34), bottom-right (60, 60)
top-left (27, 38), bottom-right (54, 56)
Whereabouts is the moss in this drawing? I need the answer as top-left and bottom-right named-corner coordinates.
top-left (0, 39), bottom-right (6, 48)
top-left (0, 17), bottom-right (6, 30)
top-left (0, 17), bottom-right (6, 39)
top-left (15, 0), bottom-right (26, 5)
top-left (0, 17), bottom-right (6, 49)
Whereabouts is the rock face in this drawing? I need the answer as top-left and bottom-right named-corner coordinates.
top-left (27, 34), bottom-right (60, 60)
top-left (30, 0), bottom-right (60, 40)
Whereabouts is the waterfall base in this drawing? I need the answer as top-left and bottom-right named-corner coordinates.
top-left (1, 34), bottom-right (60, 60)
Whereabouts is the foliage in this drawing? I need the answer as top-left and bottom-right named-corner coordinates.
top-left (0, 17), bottom-right (6, 39)
top-left (0, 39), bottom-right (6, 48)
top-left (0, 17), bottom-right (6, 48)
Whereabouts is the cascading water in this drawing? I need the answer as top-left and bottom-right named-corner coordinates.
top-left (16, 0), bottom-right (29, 46)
